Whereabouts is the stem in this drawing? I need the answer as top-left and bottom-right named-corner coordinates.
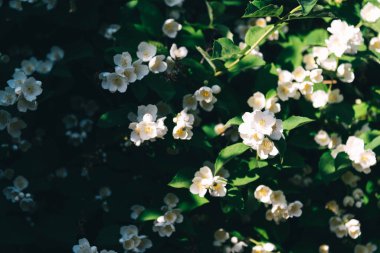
top-left (196, 46), bottom-right (217, 73)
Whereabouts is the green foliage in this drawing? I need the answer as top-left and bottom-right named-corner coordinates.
top-left (215, 143), bottom-right (250, 174)
top-left (282, 116), bottom-right (315, 131)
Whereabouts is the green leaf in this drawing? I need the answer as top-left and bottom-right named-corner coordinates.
top-left (168, 168), bottom-right (194, 188)
top-left (318, 152), bottom-right (350, 181)
top-left (245, 25), bottom-right (275, 46)
top-left (265, 89), bottom-right (277, 99)
top-left (206, 1), bottom-right (226, 26)
top-left (334, 152), bottom-right (351, 171)
top-left (297, 0), bottom-right (318, 15)
top-left (138, 209), bottom-right (162, 221)
top-left (215, 143), bottom-right (250, 174)
top-left (318, 152), bottom-right (336, 177)
top-left (138, 0), bottom-right (164, 37)
top-left (282, 116), bottom-right (314, 131)
top-left (304, 29), bottom-right (329, 46)
top-left (243, 4), bottom-right (283, 18)
top-left (212, 38), bottom-right (241, 60)
top-left (178, 194), bottom-right (209, 212)
top-left (225, 116), bottom-right (243, 127)
top-left (232, 174), bottom-right (260, 186)
top-left (221, 187), bottom-right (244, 213)
top-left (202, 124), bottom-right (219, 138)
top-left (366, 136), bottom-right (380, 150)
top-left (353, 103), bottom-right (369, 120)
top-left (227, 54), bottom-right (266, 74)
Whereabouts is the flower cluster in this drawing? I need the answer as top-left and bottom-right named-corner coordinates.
top-left (119, 225), bottom-right (152, 253)
top-left (343, 188), bottom-right (365, 209)
top-left (247, 92), bottom-right (281, 114)
top-left (8, 0), bottom-right (57, 11)
top-left (332, 136), bottom-right (377, 174)
top-left (189, 165), bottom-right (227, 198)
top-left (152, 193), bottom-right (183, 237)
top-left (314, 130), bottom-right (341, 149)
top-left (213, 229), bottom-right (248, 253)
top-left (329, 214), bottom-right (361, 239)
top-left (172, 109), bottom-right (194, 140)
top-left (128, 104), bottom-right (168, 146)
top-left (2, 175), bottom-right (36, 212)
top-left (238, 108), bottom-right (283, 160)
top-left (183, 85), bottom-right (220, 112)
top-left (0, 46), bottom-right (64, 138)
top-left (254, 185), bottom-right (303, 224)
top-left (72, 238), bottom-right (118, 253)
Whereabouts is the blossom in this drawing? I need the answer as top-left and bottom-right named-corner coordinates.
top-left (21, 57), bottom-right (38, 75)
top-left (213, 228), bottom-right (229, 247)
top-left (162, 19), bottom-right (182, 38)
top-left (277, 82), bottom-right (298, 101)
top-left (19, 77), bottom-right (43, 102)
top-left (72, 238), bottom-right (98, 253)
top-left (169, 43), bottom-right (188, 60)
top-left (182, 94), bottom-right (197, 110)
top-left (292, 66), bottom-right (309, 82)
top-left (265, 96), bottom-right (281, 113)
top-left (163, 193), bottom-right (179, 208)
top-left (7, 70), bottom-right (26, 89)
top-left (254, 185), bottom-right (272, 204)
top-left (310, 90), bottom-right (329, 108)
top-left (36, 60), bottom-right (53, 74)
top-left (148, 55), bottom-right (167, 73)
top-left (0, 87), bottom-right (17, 106)
top-left (136, 42), bottom-right (157, 62)
top-left (287, 201), bottom-right (303, 218)
top-left (130, 205), bottom-right (145, 220)
top-left (345, 219), bottom-right (361, 239)
top-left (0, 110), bottom-right (11, 130)
top-left (189, 166), bottom-right (227, 198)
top-left (7, 117), bottom-right (27, 138)
top-left (337, 63), bottom-right (355, 83)
top-left (309, 69), bottom-right (323, 83)
top-left (195, 86), bottom-right (213, 103)
top-left (119, 225), bottom-right (152, 253)
top-left (328, 89), bottom-right (343, 104)
top-left (102, 73), bottom-right (128, 93)
top-left (132, 60), bottom-right (149, 80)
top-left (47, 46), bottom-right (64, 61)
top-left (369, 35), bottom-right (380, 53)
top-left (172, 110), bottom-right (194, 140)
top-left (354, 243), bottom-right (377, 253)
top-left (252, 243), bottom-right (276, 253)
top-left (247, 92), bottom-right (265, 110)
top-left (114, 52), bottom-right (132, 68)
top-left (129, 104), bottom-right (167, 146)
top-left (115, 66), bottom-right (137, 83)
top-left (164, 0), bottom-right (184, 7)
top-left (360, 3), bottom-right (380, 23)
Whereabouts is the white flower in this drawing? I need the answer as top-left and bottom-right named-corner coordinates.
top-left (345, 136), bottom-right (365, 162)
top-left (254, 185), bottom-right (273, 204)
top-left (119, 225), bottom-right (152, 252)
top-left (319, 245), bottom-right (329, 253)
top-left (213, 228), bottom-right (229, 247)
top-left (257, 138), bottom-right (279, 159)
top-left (20, 77), bottom-right (43, 102)
top-left (7, 70), bottom-right (26, 90)
top-left (311, 90), bottom-right (329, 108)
top-left (136, 42), bottom-right (157, 62)
top-left (360, 3), bottom-right (380, 23)
top-left (252, 110), bottom-right (276, 136)
top-left (103, 73), bottom-right (128, 93)
top-left (328, 89), bottom-right (343, 104)
top-left (189, 166), bottom-right (227, 198)
top-left (164, 0), bottom-right (184, 7)
top-left (352, 150), bottom-right (377, 174)
top-left (298, 81), bottom-right (314, 95)
top-left (194, 86), bottom-right (213, 103)
top-left (133, 60), bottom-right (149, 80)
top-left (72, 238), bottom-right (98, 253)
top-left (0, 87), bottom-right (17, 106)
top-left (320, 57), bottom-right (338, 71)
top-left (0, 110), bottom-right (11, 130)
top-left (277, 70), bottom-right (293, 85)
top-left (312, 47), bottom-right (329, 63)
top-left (17, 95), bottom-right (38, 112)
top-left (341, 171), bottom-right (360, 187)
top-left (148, 55), bottom-right (167, 73)
top-left (292, 66), bottom-right (309, 82)
top-left (7, 117), bottom-right (27, 138)
top-left (115, 66), bottom-right (137, 83)
top-left (47, 46), bottom-right (64, 61)
top-left (265, 96), bottom-right (281, 113)
top-left (310, 69), bottom-right (324, 83)
top-left (162, 19), bottom-right (182, 38)
top-left (303, 54), bottom-right (318, 70)
top-left (343, 196), bottom-right (355, 207)
top-left (13, 175), bottom-right (29, 191)
top-left (337, 63), bottom-right (355, 83)
top-left (314, 130), bottom-right (331, 147)
top-left (36, 60), bottom-right (53, 74)
top-left (269, 119), bottom-right (283, 140)
top-left (354, 243), bottom-right (377, 253)
top-left (345, 219), bottom-right (361, 239)
top-left (369, 35), bottom-right (380, 53)
top-left (163, 193), bottom-right (179, 208)
top-left (172, 110), bottom-right (194, 140)
top-left (129, 104), bottom-right (167, 146)
top-left (182, 94), bottom-right (197, 110)
top-left (239, 112), bottom-right (265, 149)
top-left (130, 205), bottom-right (145, 220)
top-left (252, 243), bottom-right (276, 253)
top-left (211, 84), bottom-right (222, 94)
top-left (287, 201), bottom-right (303, 218)
top-left (21, 57), bottom-right (38, 75)
top-left (114, 52), bottom-right (132, 68)
top-left (247, 92), bottom-right (266, 110)
top-left (277, 82), bottom-right (298, 101)
top-left (170, 43), bottom-right (188, 60)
